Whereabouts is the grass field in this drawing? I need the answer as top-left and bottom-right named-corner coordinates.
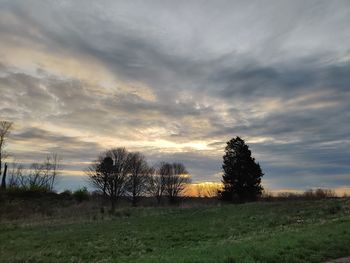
top-left (1, 199), bottom-right (350, 263)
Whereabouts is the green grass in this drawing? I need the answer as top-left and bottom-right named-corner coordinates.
top-left (1, 199), bottom-right (350, 262)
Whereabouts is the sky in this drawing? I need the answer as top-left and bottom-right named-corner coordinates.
top-left (0, 0), bottom-right (350, 193)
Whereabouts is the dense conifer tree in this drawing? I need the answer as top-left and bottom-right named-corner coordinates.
top-left (221, 136), bottom-right (263, 202)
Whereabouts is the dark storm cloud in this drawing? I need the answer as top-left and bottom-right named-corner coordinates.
top-left (1, 0), bottom-right (350, 190)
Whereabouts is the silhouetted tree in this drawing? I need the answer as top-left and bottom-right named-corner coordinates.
top-left (0, 121), bottom-right (13, 190)
top-left (2, 163), bottom-right (8, 189)
top-left (21, 154), bottom-right (61, 191)
top-left (162, 162), bottom-right (191, 203)
top-left (7, 162), bottom-right (25, 187)
top-left (100, 156), bottom-right (114, 198)
top-left (47, 153), bottom-right (61, 191)
top-left (147, 164), bottom-right (165, 204)
top-left (87, 157), bottom-right (112, 196)
top-left (126, 152), bottom-right (152, 206)
top-left (220, 137), bottom-right (263, 202)
top-left (88, 148), bottom-right (130, 211)
top-left (27, 163), bottom-right (52, 190)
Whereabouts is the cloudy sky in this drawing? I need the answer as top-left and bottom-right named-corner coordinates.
top-left (1, 0), bottom-right (350, 192)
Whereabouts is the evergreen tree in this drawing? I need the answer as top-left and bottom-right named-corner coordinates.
top-left (221, 136), bottom-right (263, 202)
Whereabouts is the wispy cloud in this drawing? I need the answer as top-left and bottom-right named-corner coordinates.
top-left (1, 0), bottom-right (350, 191)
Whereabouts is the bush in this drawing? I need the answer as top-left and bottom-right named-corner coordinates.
top-left (5, 185), bottom-right (52, 198)
top-left (303, 188), bottom-right (336, 199)
top-left (315, 188), bottom-right (336, 198)
top-left (73, 187), bottom-right (90, 202)
top-left (59, 190), bottom-right (72, 199)
top-left (328, 204), bottom-right (342, 214)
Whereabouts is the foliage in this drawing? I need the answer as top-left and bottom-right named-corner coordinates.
top-left (262, 189), bottom-right (337, 201)
top-left (73, 187), bottom-right (90, 202)
top-left (303, 188), bottom-right (336, 199)
top-left (5, 185), bottom-right (53, 198)
top-left (221, 137), bottom-right (263, 202)
top-left (59, 190), bottom-right (73, 199)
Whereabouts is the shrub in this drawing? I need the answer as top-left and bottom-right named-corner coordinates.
top-left (6, 185), bottom-right (52, 198)
top-left (276, 192), bottom-right (300, 200)
top-left (303, 188), bottom-right (336, 199)
top-left (315, 188), bottom-right (335, 198)
top-left (59, 190), bottom-right (73, 199)
top-left (73, 187), bottom-right (90, 202)
top-left (328, 204), bottom-right (341, 214)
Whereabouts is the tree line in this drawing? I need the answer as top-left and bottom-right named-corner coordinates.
top-left (1, 120), bottom-right (267, 208)
top-left (0, 121), bottom-right (192, 208)
top-left (87, 148), bottom-right (191, 210)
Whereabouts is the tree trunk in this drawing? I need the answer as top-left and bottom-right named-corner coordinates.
top-left (1, 163), bottom-right (7, 190)
top-left (111, 198), bottom-right (115, 212)
top-left (132, 183), bottom-right (137, 206)
top-left (110, 194), bottom-right (116, 213)
top-left (132, 176), bottom-right (137, 206)
top-left (156, 195), bottom-right (161, 205)
top-left (132, 194), bottom-right (137, 207)
top-left (0, 152), bottom-right (2, 187)
top-left (102, 180), bottom-right (107, 204)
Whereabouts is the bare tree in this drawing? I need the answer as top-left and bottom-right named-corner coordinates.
top-left (101, 156), bottom-right (114, 198)
top-left (6, 154), bottom-right (61, 191)
top-left (147, 165), bottom-right (165, 205)
top-left (162, 162), bottom-right (191, 203)
top-left (27, 163), bottom-right (51, 189)
top-left (126, 152), bottom-right (151, 206)
top-left (27, 153), bottom-right (61, 191)
top-left (0, 121), bottom-right (13, 190)
top-left (7, 162), bottom-right (25, 187)
top-left (46, 153), bottom-right (62, 191)
top-left (87, 155), bottom-right (114, 206)
top-left (88, 148), bottom-right (131, 211)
